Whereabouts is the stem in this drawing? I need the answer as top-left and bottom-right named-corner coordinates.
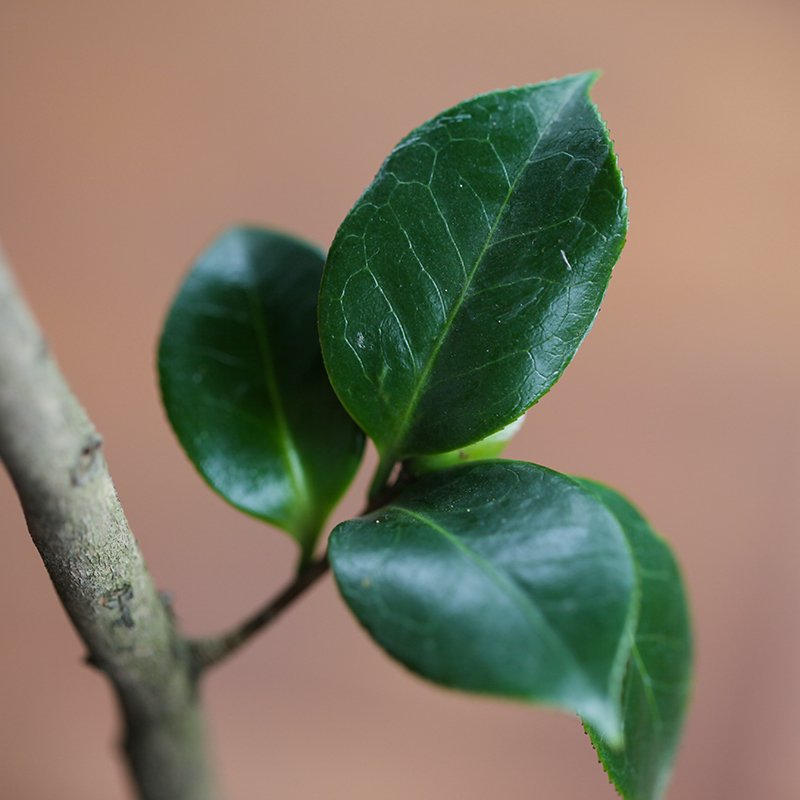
top-left (191, 462), bottom-right (401, 673)
top-left (190, 556), bottom-right (330, 672)
top-left (0, 247), bottom-right (215, 800)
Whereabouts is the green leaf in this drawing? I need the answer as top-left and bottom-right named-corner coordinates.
top-left (319, 72), bottom-right (627, 463)
top-left (329, 461), bottom-right (636, 741)
top-left (159, 227), bottom-right (365, 558)
top-left (577, 480), bottom-right (692, 800)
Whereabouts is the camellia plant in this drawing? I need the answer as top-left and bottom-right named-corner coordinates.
top-left (160, 70), bottom-right (692, 798)
top-left (0, 72), bottom-right (691, 800)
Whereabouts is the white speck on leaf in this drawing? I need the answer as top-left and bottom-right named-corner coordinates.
top-left (560, 249), bottom-right (572, 271)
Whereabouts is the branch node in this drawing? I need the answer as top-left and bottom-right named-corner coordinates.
top-left (100, 583), bottom-right (136, 629)
top-left (69, 431), bottom-right (104, 486)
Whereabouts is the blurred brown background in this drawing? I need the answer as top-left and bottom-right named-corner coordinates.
top-left (1, 0), bottom-right (798, 798)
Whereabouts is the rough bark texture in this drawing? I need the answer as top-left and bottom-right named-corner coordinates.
top-left (0, 247), bottom-right (215, 800)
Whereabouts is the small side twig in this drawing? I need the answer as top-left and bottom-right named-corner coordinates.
top-left (189, 556), bottom-right (330, 673)
top-left (189, 473), bottom-right (408, 675)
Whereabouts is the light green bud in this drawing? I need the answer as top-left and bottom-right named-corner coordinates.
top-left (407, 414), bottom-right (526, 475)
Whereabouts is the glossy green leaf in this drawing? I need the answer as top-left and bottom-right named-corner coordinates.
top-left (329, 461), bottom-right (636, 741)
top-left (159, 227), bottom-right (365, 557)
top-left (577, 480), bottom-right (692, 800)
top-left (319, 72), bottom-right (627, 462)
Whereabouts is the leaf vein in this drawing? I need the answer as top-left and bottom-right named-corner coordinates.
top-left (391, 505), bottom-right (595, 689)
top-left (384, 80), bottom-right (586, 456)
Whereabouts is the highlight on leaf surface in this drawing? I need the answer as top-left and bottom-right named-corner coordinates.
top-left (576, 479), bottom-right (692, 800)
top-left (158, 226), bottom-right (365, 559)
top-left (318, 72), bottom-right (627, 465)
top-left (329, 461), bottom-right (637, 742)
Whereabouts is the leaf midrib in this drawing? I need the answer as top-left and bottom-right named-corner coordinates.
top-left (392, 505), bottom-right (594, 691)
top-left (243, 272), bottom-right (312, 521)
top-left (631, 643), bottom-right (663, 731)
top-left (385, 79), bottom-right (587, 457)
